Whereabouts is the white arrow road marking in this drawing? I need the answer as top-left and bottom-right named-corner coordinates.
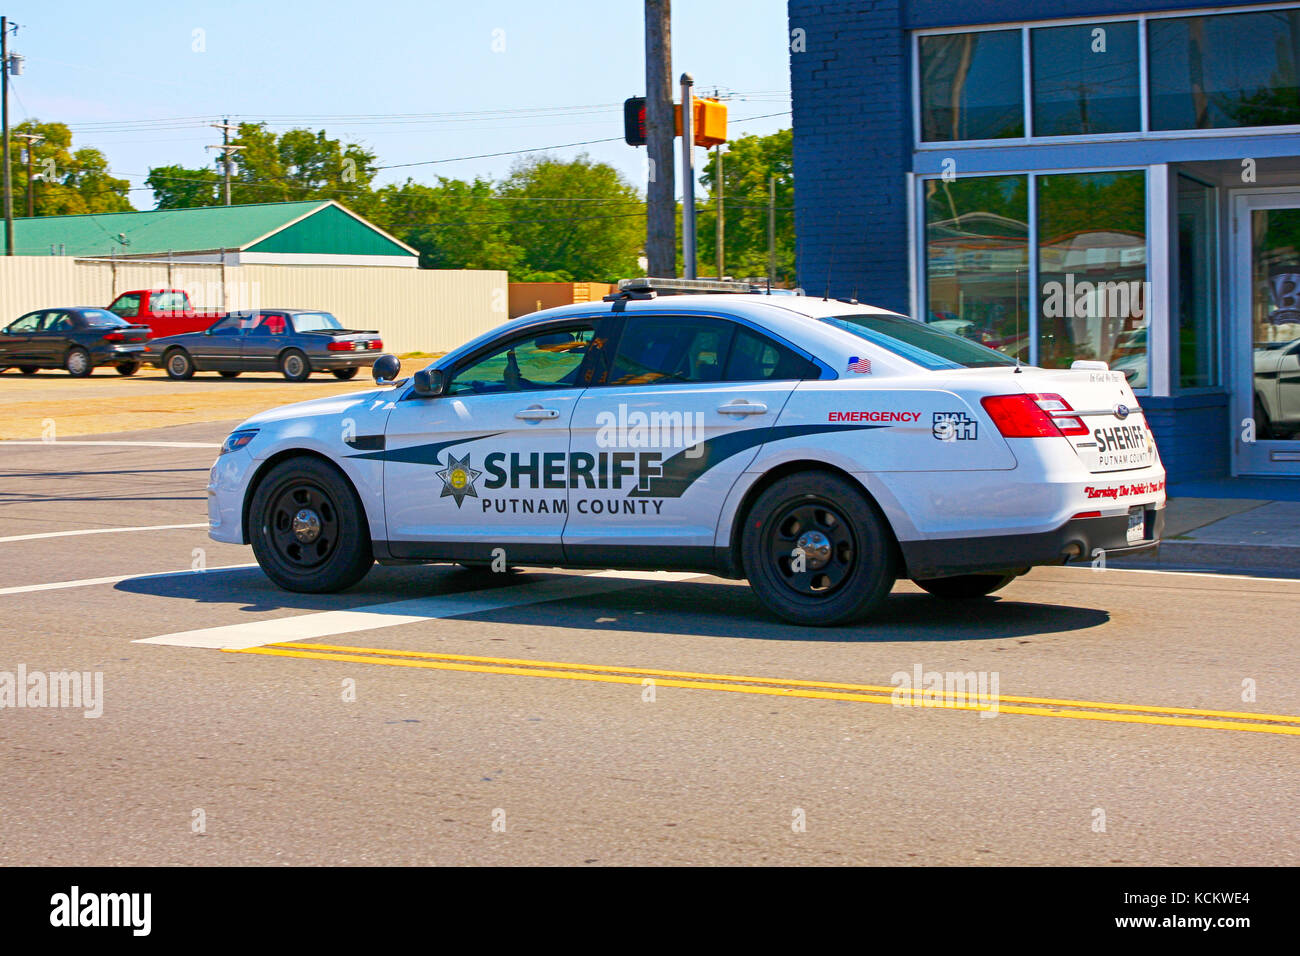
top-left (0, 564), bottom-right (258, 596)
top-left (135, 570), bottom-right (702, 650)
top-left (0, 523), bottom-right (208, 543)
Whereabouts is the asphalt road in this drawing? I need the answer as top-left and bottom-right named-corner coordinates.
top-left (1, 421), bottom-right (1297, 866)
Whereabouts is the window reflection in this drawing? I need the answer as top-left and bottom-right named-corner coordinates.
top-left (1031, 21), bottom-right (1140, 135)
top-left (920, 31), bottom-right (1024, 142)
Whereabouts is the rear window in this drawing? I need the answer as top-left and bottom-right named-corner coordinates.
top-left (81, 309), bottom-right (129, 327)
top-left (823, 313), bottom-right (1018, 370)
top-left (292, 312), bottom-right (343, 332)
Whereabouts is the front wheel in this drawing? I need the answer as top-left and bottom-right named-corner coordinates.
top-left (65, 347), bottom-right (92, 378)
top-left (115, 361), bottom-right (140, 376)
top-left (164, 348), bottom-right (195, 380)
top-left (741, 472), bottom-right (897, 626)
top-left (331, 367), bottom-right (359, 380)
top-left (913, 573), bottom-right (1018, 600)
top-left (249, 457), bottom-right (373, 593)
top-left (280, 349), bottom-right (310, 382)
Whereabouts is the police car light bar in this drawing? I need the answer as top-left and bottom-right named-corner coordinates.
top-left (614, 277), bottom-right (804, 296)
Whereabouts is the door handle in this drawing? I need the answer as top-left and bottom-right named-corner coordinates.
top-left (515, 407), bottom-right (560, 421)
top-left (717, 401), bottom-right (768, 416)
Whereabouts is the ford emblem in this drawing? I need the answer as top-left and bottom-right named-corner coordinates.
top-left (1114, 403), bottom-right (1131, 420)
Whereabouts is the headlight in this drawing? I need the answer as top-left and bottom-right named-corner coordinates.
top-left (220, 429), bottom-right (259, 455)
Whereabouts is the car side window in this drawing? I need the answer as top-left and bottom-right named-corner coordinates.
top-left (608, 315), bottom-right (734, 386)
top-left (109, 294), bottom-right (140, 318)
top-left (208, 314), bottom-right (245, 336)
top-left (447, 324), bottom-right (595, 395)
top-left (150, 291), bottom-right (188, 314)
top-left (723, 326), bottom-right (819, 382)
top-left (6, 312), bottom-right (42, 334)
top-left (247, 313), bottom-right (287, 336)
top-left (44, 312), bottom-right (73, 333)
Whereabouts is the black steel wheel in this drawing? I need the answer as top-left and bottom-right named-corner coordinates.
top-left (249, 457), bottom-right (373, 592)
top-left (741, 472), bottom-right (896, 626)
top-left (115, 361), bottom-right (140, 376)
top-left (331, 367), bottom-right (360, 380)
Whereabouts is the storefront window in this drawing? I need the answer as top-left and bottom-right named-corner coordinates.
top-left (919, 31), bottom-right (1024, 142)
top-left (1176, 175), bottom-right (1218, 388)
top-left (924, 175), bottom-right (1030, 360)
top-left (1036, 171), bottom-right (1147, 383)
top-left (1149, 10), bottom-right (1300, 130)
top-left (1251, 207), bottom-right (1300, 439)
top-left (1031, 21), bottom-right (1140, 136)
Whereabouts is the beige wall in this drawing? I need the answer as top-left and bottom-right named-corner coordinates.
top-left (508, 281), bottom-right (615, 318)
top-left (0, 257), bottom-right (508, 355)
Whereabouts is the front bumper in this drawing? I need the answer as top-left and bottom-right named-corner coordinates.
top-left (902, 507), bottom-right (1165, 580)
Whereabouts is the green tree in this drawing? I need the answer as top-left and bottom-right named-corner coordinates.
top-left (8, 120), bottom-right (132, 215)
top-left (496, 154), bottom-right (644, 282)
top-left (229, 123), bottom-right (377, 204)
top-left (370, 177), bottom-right (519, 271)
top-left (145, 164), bottom-right (222, 208)
top-left (698, 128), bottom-right (794, 284)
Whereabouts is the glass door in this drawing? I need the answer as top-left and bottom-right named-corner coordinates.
top-left (1233, 192), bottom-right (1300, 476)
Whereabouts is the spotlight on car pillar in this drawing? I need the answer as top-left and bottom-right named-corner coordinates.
top-left (371, 354), bottom-right (401, 384)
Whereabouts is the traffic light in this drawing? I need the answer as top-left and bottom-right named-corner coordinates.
top-left (623, 97), bottom-right (646, 147)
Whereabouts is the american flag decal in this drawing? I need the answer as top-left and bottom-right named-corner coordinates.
top-left (847, 356), bottom-right (872, 374)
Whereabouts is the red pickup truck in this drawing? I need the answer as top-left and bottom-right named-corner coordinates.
top-left (106, 289), bottom-right (225, 339)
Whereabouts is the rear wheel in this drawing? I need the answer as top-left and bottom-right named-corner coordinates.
top-left (115, 361), bottom-right (140, 376)
top-left (741, 472), bottom-right (896, 626)
top-left (65, 347), bottom-right (92, 378)
top-left (914, 573), bottom-right (1018, 600)
top-left (249, 457), bottom-right (373, 593)
top-left (18, 366), bottom-right (37, 376)
top-left (218, 370), bottom-right (242, 379)
top-left (331, 367), bottom-right (359, 380)
top-left (164, 348), bottom-right (195, 380)
top-left (280, 349), bottom-right (310, 382)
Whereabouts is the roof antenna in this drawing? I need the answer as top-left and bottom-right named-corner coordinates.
top-left (823, 210), bottom-right (842, 301)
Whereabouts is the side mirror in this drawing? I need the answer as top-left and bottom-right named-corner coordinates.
top-left (371, 353), bottom-right (402, 384)
top-left (412, 368), bottom-right (445, 397)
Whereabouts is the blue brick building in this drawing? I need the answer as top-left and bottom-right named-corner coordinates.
top-left (789, 0), bottom-right (1300, 488)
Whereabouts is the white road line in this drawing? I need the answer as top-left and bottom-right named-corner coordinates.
top-left (0, 440), bottom-right (220, 448)
top-left (135, 570), bottom-right (702, 650)
top-left (0, 563), bottom-right (258, 596)
top-left (0, 523), bottom-right (208, 543)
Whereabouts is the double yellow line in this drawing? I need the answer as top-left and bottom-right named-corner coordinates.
top-left (225, 642), bottom-right (1300, 737)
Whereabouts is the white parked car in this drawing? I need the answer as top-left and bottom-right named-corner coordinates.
top-left (207, 285), bottom-right (1166, 626)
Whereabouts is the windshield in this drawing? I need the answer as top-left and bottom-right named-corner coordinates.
top-left (81, 309), bottom-right (130, 328)
top-left (292, 312), bottom-right (343, 332)
top-left (823, 313), bottom-right (1019, 370)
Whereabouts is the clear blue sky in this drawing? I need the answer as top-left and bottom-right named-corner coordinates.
top-left (3, 0), bottom-right (792, 209)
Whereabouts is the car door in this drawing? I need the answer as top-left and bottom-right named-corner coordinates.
top-left (28, 310), bottom-right (73, 365)
top-left (563, 313), bottom-right (818, 560)
top-left (192, 313), bottom-right (248, 370)
top-left (0, 312), bottom-right (44, 364)
top-left (380, 318), bottom-right (608, 563)
top-left (240, 312), bottom-right (289, 371)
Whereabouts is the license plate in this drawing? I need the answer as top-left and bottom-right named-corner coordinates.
top-left (1126, 508), bottom-right (1145, 544)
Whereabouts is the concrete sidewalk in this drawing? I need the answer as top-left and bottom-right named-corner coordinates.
top-left (1113, 497), bottom-right (1300, 576)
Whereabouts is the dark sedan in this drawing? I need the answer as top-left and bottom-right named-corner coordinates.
top-left (0, 307), bottom-right (150, 377)
top-left (144, 309), bottom-right (384, 382)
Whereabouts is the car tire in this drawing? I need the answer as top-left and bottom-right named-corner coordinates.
top-left (913, 573), bottom-right (1017, 600)
top-left (280, 349), bottom-right (310, 382)
top-left (115, 361), bottom-right (140, 376)
top-left (65, 347), bottom-right (92, 378)
top-left (164, 348), bottom-right (195, 380)
top-left (18, 366), bottom-right (37, 376)
top-left (741, 471), bottom-right (897, 626)
top-left (249, 457), bottom-right (373, 593)
top-left (219, 370), bottom-right (242, 379)
top-left (331, 367), bottom-right (359, 381)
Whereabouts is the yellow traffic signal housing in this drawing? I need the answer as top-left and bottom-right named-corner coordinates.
top-left (674, 97), bottom-right (728, 147)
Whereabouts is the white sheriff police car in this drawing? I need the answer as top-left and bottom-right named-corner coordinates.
top-left (207, 280), bottom-right (1166, 626)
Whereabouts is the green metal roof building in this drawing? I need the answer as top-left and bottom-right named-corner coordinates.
top-left (13, 200), bottom-right (418, 268)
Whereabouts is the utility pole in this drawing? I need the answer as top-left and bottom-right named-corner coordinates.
top-left (644, 0), bottom-right (675, 276)
top-left (2, 16), bottom-right (14, 255)
top-left (680, 72), bottom-right (695, 279)
top-left (17, 131), bottom-right (41, 217)
top-left (208, 119), bottom-right (241, 206)
top-left (767, 174), bottom-right (777, 286)
top-left (714, 145), bottom-right (723, 277)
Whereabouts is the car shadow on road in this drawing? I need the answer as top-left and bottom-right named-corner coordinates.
top-left (114, 566), bottom-right (1108, 641)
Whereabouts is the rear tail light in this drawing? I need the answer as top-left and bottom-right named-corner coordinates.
top-left (370, 339), bottom-right (382, 350)
top-left (103, 332), bottom-right (124, 342)
top-left (327, 341), bottom-right (356, 351)
top-left (981, 393), bottom-right (1088, 438)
